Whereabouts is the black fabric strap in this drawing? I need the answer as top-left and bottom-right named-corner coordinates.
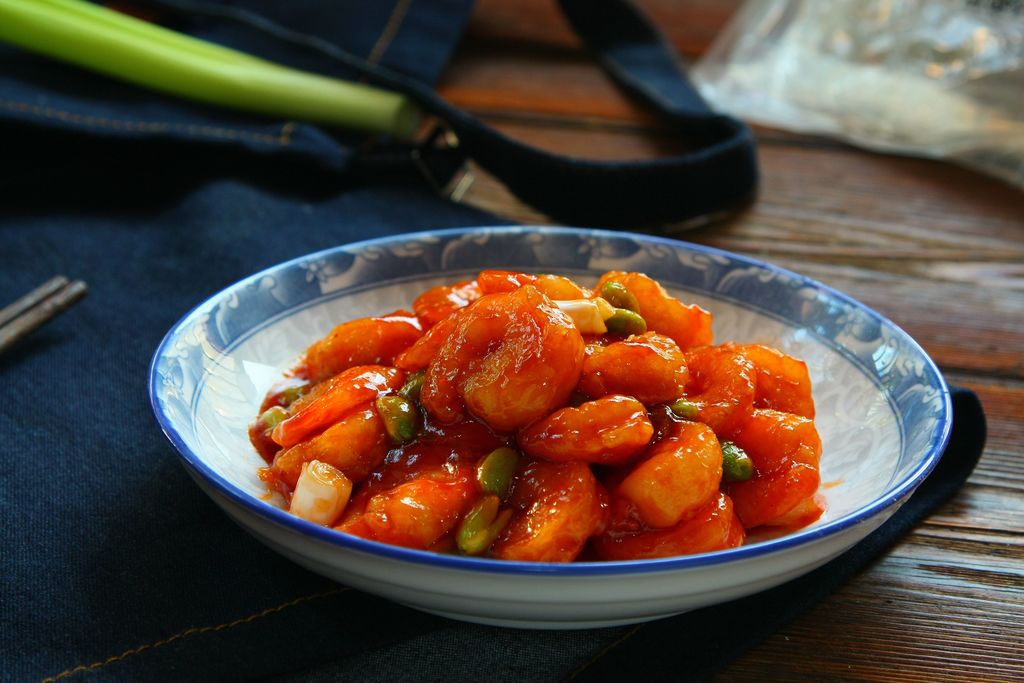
top-left (397, 0), bottom-right (759, 227)
top-left (560, 0), bottom-right (713, 117)
top-left (144, 0), bottom-right (759, 228)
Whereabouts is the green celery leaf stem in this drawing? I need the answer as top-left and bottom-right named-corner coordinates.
top-left (36, 0), bottom-right (264, 67)
top-left (0, 0), bottom-right (420, 138)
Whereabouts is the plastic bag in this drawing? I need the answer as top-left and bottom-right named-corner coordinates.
top-left (693, 0), bottom-right (1024, 189)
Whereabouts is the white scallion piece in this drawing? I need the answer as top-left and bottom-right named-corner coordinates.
top-left (554, 298), bottom-right (615, 335)
top-left (289, 460), bottom-right (352, 526)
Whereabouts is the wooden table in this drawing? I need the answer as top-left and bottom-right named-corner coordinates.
top-left (438, 2), bottom-right (1024, 680)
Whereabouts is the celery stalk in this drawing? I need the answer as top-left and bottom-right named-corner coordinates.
top-left (0, 0), bottom-right (421, 138)
top-left (34, 0), bottom-right (264, 67)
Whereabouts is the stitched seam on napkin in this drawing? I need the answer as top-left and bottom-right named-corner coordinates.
top-left (366, 0), bottom-right (413, 65)
top-left (0, 98), bottom-right (297, 146)
top-left (39, 587), bottom-right (351, 682)
top-left (561, 623), bottom-right (644, 682)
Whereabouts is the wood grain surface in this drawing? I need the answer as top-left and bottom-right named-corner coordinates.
top-left (438, 1), bottom-right (1024, 680)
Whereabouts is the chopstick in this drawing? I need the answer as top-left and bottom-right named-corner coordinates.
top-left (0, 0), bottom-right (421, 138)
top-left (0, 276), bottom-right (89, 355)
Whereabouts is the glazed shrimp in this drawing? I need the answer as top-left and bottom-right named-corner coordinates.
top-left (271, 365), bottom-right (404, 448)
top-left (263, 405), bottom-right (390, 489)
top-left (303, 313), bottom-right (422, 384)
top-left (476, 270), bottom-right (538, 294)
top-left (413, 279), bottom-right (482, 327)
top-left (616, 420), bottom-right (723, 528)
top-left (476, 270), bottom-right (590, 300)
top-left (729, 408), bottom-right (821, 474)
top-left (334, 438), bottom-right (484, 549)
top-left (681, 345), bottom-right (757, 437)
top-left (593, 493), bottom-right (744, 560)
top-left (517, 395), bottom-right (654, 466)
top-left (491, 460), bottom-right (609, 562)
top-left (727, 461), bottom-right (820, 529)
top-left (725, 408), bottom-right (823, 528)
top-left (421, 285), bottom-right (585, 432)
top-left (358, 478), bottom-right (477, 549)
top-left (721, 343), bottom-right (815, 418)
top-left (578, 332), bottom-right (689, 405)
top-left (534, 274), bottom-right (590, 300)
top-left (394, 314), bottom-right (459, 371)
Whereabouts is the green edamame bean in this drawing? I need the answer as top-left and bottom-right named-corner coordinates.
top-left (457, 495), bottom-right (512, 556)
top-left (259, 406), bottom-right (289, 430)
top-left (278, 384), bottom-right (308, 407)
top-left (398, 370), bottom-right (425, 403)
top-left (598, 281), bottom-right (640, 312)
top-left (721, 441), bottom-right (755, 482)
top-left (604, 308), bottom-right (647, 336)
top-left (375, 395), bottom-right (419, 444)
top-left (476, 447), bottom-right (519, 499)
top-left (668, 398), bottom-right (699, 419)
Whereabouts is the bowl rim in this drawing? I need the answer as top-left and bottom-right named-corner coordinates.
top-left (149, 225), bottom-right (952, 576)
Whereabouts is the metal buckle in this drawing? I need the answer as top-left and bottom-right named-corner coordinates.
top-left (411, 124), bottom-right (475, 202)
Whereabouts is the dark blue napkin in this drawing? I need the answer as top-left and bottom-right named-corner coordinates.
top-left (0, 1), bottom-right (984, 681)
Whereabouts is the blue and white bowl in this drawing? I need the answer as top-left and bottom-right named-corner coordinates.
top-left (149, 226), bottom-right (951, 628)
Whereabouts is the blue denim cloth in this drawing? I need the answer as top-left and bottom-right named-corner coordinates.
top-left (0, 2), bottom-right (984, 681)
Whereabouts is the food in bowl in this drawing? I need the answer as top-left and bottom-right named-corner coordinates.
top-left (249, 270), bottom-right (824, 562)
top-left (151, 227), bottom-right (949, 626)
